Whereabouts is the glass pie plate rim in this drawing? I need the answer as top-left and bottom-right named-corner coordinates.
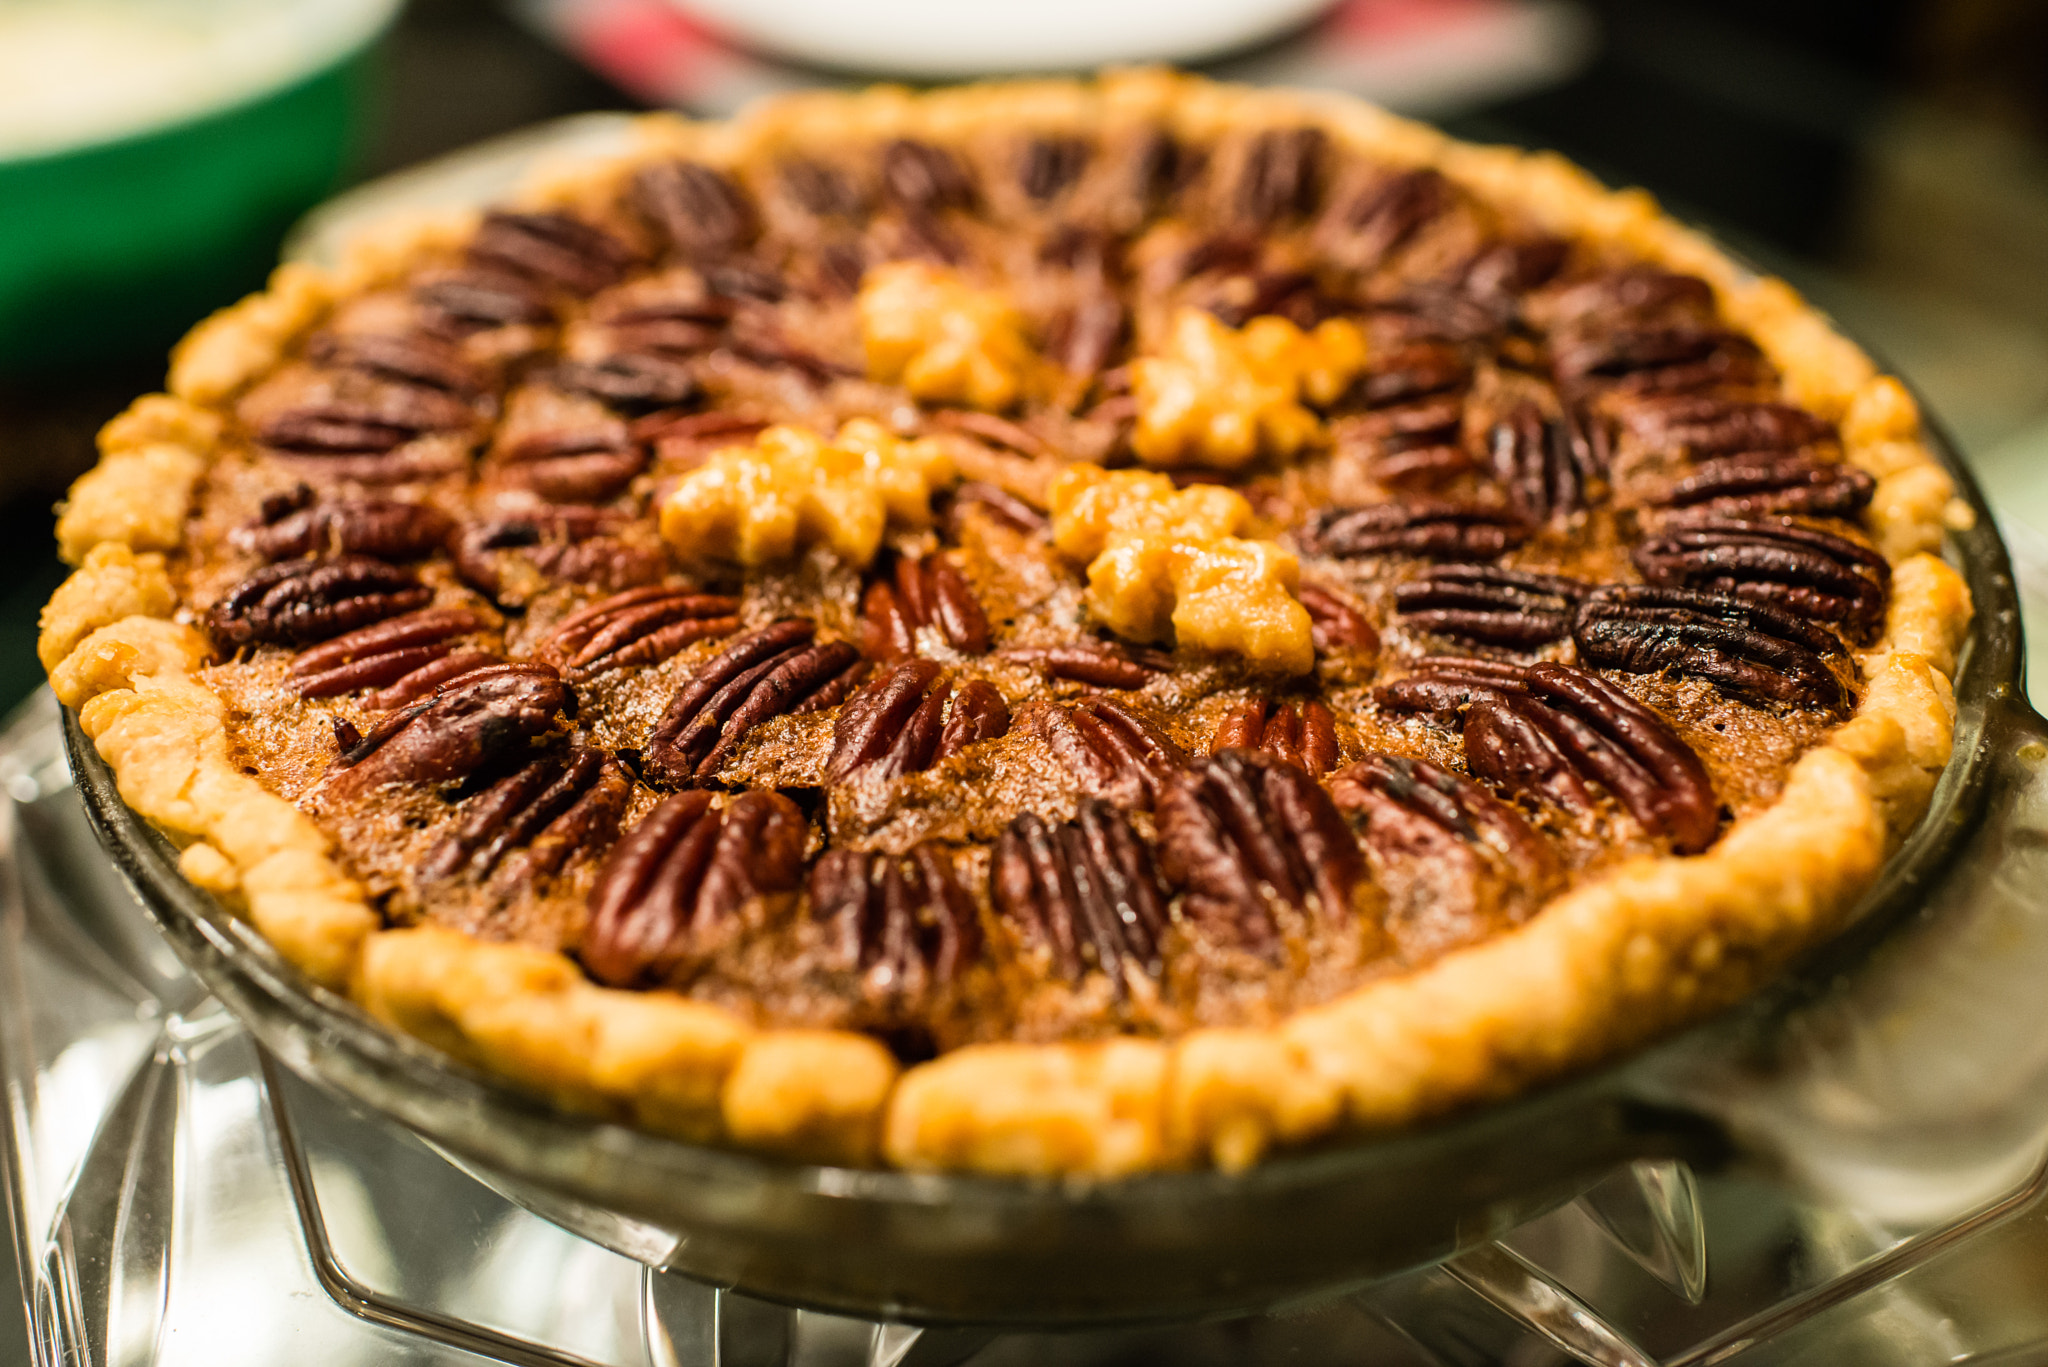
top-left (58, 382), bottom-right (2035, 1326)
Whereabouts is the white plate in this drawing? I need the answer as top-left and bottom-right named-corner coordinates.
top-left (668, 0), bottom-right (1334, 77)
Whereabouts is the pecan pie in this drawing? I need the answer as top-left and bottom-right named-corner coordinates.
top-left (41, 73), bottom-right (1973, 1176)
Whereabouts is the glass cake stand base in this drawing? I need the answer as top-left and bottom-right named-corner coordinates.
top-left (12, 685), bottom-right (2048, 1367)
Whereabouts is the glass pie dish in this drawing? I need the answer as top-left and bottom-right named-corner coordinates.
top-left (59, 379), bottom-right (2038, 1327)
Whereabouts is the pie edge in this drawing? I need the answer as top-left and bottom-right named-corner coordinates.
top-left (39, 70), bottom-right (1975, 1176)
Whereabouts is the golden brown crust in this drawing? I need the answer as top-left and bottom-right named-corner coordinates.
top-left (43, 72), bottom-right (1973, 1175)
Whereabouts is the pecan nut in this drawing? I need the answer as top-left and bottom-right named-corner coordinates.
top-left (1393, 564), bottom-right (1587, 649)
top-left (1003, 639), bottom-right (1172, 690)
top-left (552, 354), bottom-right (701, 416)
top-left (233, 497), bottom-right (455, 563)
top-left (1155, 749), bottom-right (1364, 954)
top-left (1301, 501), bottom-right (1529, 560)
top-left (325, 663), bottom-right (571, 795)
top-left (861, 553), bottom-right (992, 660)
top-left (1652, 452), bottom-right (1875, 520)
top-left (1483, 402), bottom-right (1581, 525)
top-left (581, 790), bottom-right (806, 987)
top-left (540, 586), bottom-right (741, 678)
top-left (1210, 698), bottom-right (1339, 777)
top-left (208, 557), bottom-right (433, 650)
top-left (287, 607), bottom-right (483, 698)
top-left (1318, 167), bottom-right (1447, 270)
top-left (451, 508), bottom-right (667, 606)
top-left (948, 481), bottom-right (1050, 536)
top-left (882, 139), bottom-right (977, 213)
top-left (1020, 136), bottom-right (1091, 202)
top-left (1633, 515), bottom-right (1890, 638)
top-left (1351, 340), bottom-right (1470, 409)
top-left (992, 801), bottom-right (1170, 986)
top-left (254, 401), bottom-right (469, 483)
top-left (643, 621), bottom-right (864, 787)
top-left (1447, 662), bottom-right (1720, 852)
top-left (1373, 655), bottom-right (1531, 717)
top-left (1571, 585), bottom-right (1848, 712)
top-left (422, 746), bottom-right (632, 884)
top-left (304, 330), bottom-right (482, 398)
top-left (1298, 582), bottom-right (1380, 659)
top-left (1235, 127), bottom-right (1328, 225)
top-left (810, 844), bottom-right (983, 1007)
top-left (1331, 753), bottom-right (1555, 935)
top-left (488, 429), bottom-right (650, 502)
top-left (415, 271), bottom-right (554, 331)
top-left (366, 651), bottom-right (503, 713)
top-left (829, 664), bottom-right (1012, 781)
top-left (1030, 696), bottom-right (1186, 810)
top-left (469, 210), bottom-right (634, 297)
top-left (1618, 395), bottom-right (1836, 457)
top-left (631, 160), bottom-right (757, 260)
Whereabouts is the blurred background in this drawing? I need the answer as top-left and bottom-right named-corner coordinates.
top-left (4, 2), bottom-right (2048, 1361)
top-left (6, 0), bottom-right (2048, 713)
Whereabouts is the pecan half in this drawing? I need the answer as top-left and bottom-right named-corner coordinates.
top-left (1460, 237), bottom-right (1568, 301)
top-left (781, 158), bottom-right (866, 218)
top-left (469, 211), bottom-right (634, 296)
top-left (365, 651), bottom-right (503, 712)
top-left (1353, 341), bottom-right (1471, 408)
top-left (643, 621), bottom-right (865, 787)
top-left (1393, 564), bottom-right (1587, 649)
top-left (305, 331), bottom-right (481, 399)
top-left (1155, 749), bottom-right (1364, 954)
top-left (828, 664), bottom-right (1011, 781)
top-left (422, 746), bottom-right (632, 883)
top-left (451, 508), bottom-right (667, 605)
top-left (1030, 696), bottom-right (1187, 809)
top-left (1301, 501), bottom-right (1529, 559)
top-left (860, 554), bottom-right (992, 659)
top-left (811, 844), bottom-right (983, 1006)
top-left (881, 139), bottom-right (976, 212)
top-left (631, 160), bottom-right (757, 260)
top-left (1331, 753), bottom-right (1555, 933)
top-left (1298, 583), bottom-right (1381, 659)
top-left (540, 586), bottom-right (741, 678)
top-left (326, 663), bottom-right (570, 795)
top-left (232, 497), bottom-right (453, 562)
top-left (415, 271), bottom-right (554, 331)
top-left (1373, 655), bottom-right (1532, 716)
top-left (254, 401), bottom-right (467, 484)
top-left (1633, 515), bottom-right (1889, 638)
top-left (287, 607), bottom-right (482, 698)
top-left (208, 557), bottom-right (433, 650)
top-left (992, 802), bottom-right (1169, 985)
top-left (1653, 451), bottom-right (1875, 520)
top-left (488, 429), bottom-right (649, 503)
top-left (1320, 167), bottom-right (1448, 270)
top-left (1020, 136), bottom-right (1091, 202)
top-left (1572, 585), bottom-right (1848, 712)
top-left (1003, 639), bottom-right (1172, 690)
top-left (1620, 395), bottom-right (1836, 457)
top-left (1210, 698), bottom-right (1339, 777)
top-left (1235, 127), bottom-right (1327, 225)
top-left (552, 353), bottom-right (701, 416)
top-left (1484, 403), bottom-right (1581, 524)
top-left (1443, 662), bottom-right (1720, 852)
top-left (1346, 394), bottom-right (1469, 486)
top-left (948, 481), bottom-right (1050, 536)
top-left (582, 790), bottom-right (806, 987)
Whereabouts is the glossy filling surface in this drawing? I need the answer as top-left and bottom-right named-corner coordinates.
top-left (177, 117), bottom-right (1882, 1060)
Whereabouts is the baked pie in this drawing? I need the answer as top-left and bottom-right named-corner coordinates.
top-left (41, 73), bottom-right (1973, 1176)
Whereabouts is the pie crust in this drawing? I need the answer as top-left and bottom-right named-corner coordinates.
top-left (41, 72), bottom-right (1973, 1175)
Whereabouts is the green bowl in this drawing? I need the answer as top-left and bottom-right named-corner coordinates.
top-left (0, 8), bottom-right (397, 373)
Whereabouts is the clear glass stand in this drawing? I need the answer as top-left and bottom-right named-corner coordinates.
top-left (10, 682), bottom-right (2048, 1367)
